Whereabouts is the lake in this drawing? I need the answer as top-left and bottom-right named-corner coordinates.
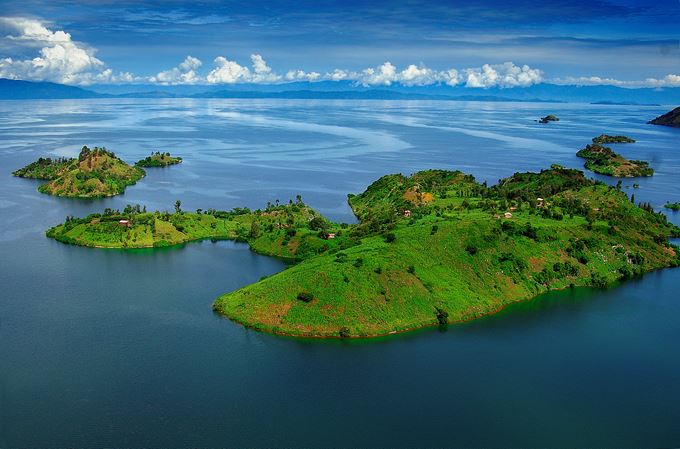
top-left (1, 98), bottom-right (680, 448)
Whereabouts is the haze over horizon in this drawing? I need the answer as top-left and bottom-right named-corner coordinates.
top-left (0, 0), bottom-right (679, 89)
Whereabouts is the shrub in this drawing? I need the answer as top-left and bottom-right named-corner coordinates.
top-left (465, 244), bottom-right (478, 255)
top-left (407, 265), bottom-right (415, 274)
top-left (384, 232), bottom-right (396, 243)
top-left (339, 327), bottom-right (351, 338)
top-left (435, 307), bottom-right (449, 325)
top-left (297, 291), bottom-right (314, 303)
top-left (374, 267), bottom-right (382, 274)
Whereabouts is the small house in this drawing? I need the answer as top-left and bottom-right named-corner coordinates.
top-left (327, 233), bottom-right (336, 239)
top-left (504, 212), bottom-right (513, 219)
top-left (536, 198), bottom-right (545, 208)
top-left (403, 210), bottom-right (412, 217)
top-left (119, 219), bottom-right (130, 227)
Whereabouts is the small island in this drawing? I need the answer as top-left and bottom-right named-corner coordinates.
top-left (47, 165), bottom-right (680, 338)
top-left (538, 114), bottom-right (559, 124)
top-left (135, 151), bottom-right (182, 167)
top-left (576, 143), bottom-right (653, 177)
top-left (665, 202), bottom-right (680, 211)
top-left (648, 106), bottom-right (680, 128)
top-left (592, 134), bottom-right (635, 144)
top-left (14, 146), bottom-right (145, 198)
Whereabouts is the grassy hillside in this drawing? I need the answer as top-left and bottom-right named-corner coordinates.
top-left (45, 165), bottom-right (680, 338)
top-left (18, 146), bottom-right (146, 198)
top-left (214, 166), bottom-right (679, 338)
top-left (12, 157), bottom-right (73, 179)
top-left (46, 199), bottom-right (352, 260)
top-left (576, 143), bottom-right (653, 177)
top-left (135, 151), bottom-right (182, 167)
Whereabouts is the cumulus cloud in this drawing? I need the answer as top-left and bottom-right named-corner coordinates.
top-left (285, 69), bottom-right (321, 82)
top-left (150, 55), bottom-right (202, 84)
top-left (0, 17), bottom-right (136, 85)
top-left (552, 74), bottom-right (680, 88)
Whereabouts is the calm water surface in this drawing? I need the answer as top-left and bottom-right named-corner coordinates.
top-left (1, 99), bottom-right (680, 448)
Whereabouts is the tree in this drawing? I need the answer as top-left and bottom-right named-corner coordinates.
top-left (249, 221), bottom-right (261, 239)
top-left (309, 216), bottom-right (328, 231)
top-left (174, 200), bottom-right (182, 213)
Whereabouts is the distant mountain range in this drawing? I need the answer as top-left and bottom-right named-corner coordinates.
top-left (1, 78), bottom-right (679, 104)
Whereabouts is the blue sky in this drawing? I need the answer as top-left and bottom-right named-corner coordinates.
top-left (0, 0), bottom-right (678, 87)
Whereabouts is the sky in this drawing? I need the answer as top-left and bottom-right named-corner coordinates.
top-left (0, 0), bottom-right (678, 88)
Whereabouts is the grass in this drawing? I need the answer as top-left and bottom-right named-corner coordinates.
top-left (45, 165), bottom-right (680, 338)
top-left (212, 166), bottom-right (680, 338)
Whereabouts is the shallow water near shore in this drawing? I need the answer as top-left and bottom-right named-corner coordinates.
top-left (1, 98), bottom-right (680, 448)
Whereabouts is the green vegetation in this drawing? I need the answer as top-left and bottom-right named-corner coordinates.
top-left (12, 156), bottom-right (73, 179)
top-left (592, 134), bottom-right (636, 144)
top-left (576, 143), bottom-right (653, 177)
top-left (665, 202), bottom-right (680, 211)
top-left (46, 197), bottom-right (353, 259)
top-left (136, 151), bottom-right (182, 167)
top-left (46, 165), bottom-right (680, 338)
top-left (212, 165), bottom-right (680, 338)
top-left (15, 146), bottom-right (145, 198)
top-left (538, 114), bottom-right (559, 124)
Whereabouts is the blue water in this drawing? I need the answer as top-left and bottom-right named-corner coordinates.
top-left (1, 99), bottom-right (679, 448)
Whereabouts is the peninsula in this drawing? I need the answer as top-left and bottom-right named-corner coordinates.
top-left (648, 106), bottom-right (680, 128)
top-left (46, 165), bottom-right (680, 338)
top-left (665, 202), bottom-right (680, 211)
top-left (576, 143), bottom-right (653, 177)
top-left (14, 146), bottom-right (145, 198)
top-left (136, 151), bottom-right (182, 167)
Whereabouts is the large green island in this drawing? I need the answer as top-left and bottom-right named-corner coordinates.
top-left (13, 146), bottom-right (145, 198)
top-left (46, 165), bottom-right (680, 338)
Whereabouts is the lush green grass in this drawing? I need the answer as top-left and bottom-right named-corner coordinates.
top-left (46, 165), bottom-right (680, 338)
top-left (576, 143), bottom-right (653, 177)
top-left (135, 151), bottom-right (182, 167)
top-left (592, 134), bottom-right (635, 144)
top-left (214, 166), bottom-right (680, 338)
top-left (46, 200), bottom-right (353, 260)
top-left (16, 146), bottom-right (146, 198)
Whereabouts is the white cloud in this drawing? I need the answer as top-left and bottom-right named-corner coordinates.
top-left (0, 17), bottom-right (135, 85)
top-left (150, 55), bottom-right (202, 84)
top-left (552, 74), bottom-right (680, 88)
top-left (463, 62), bottom-right (543, 88)
top-left (206, 56), bottom-right (251, 83)
top-left (0, 19), bottom-right (673, 90)
top-left (285, 69), bottom-right (321, 82)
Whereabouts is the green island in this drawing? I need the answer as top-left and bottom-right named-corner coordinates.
top-left (576, 143), bottom-right (653, 177)
top-left (592, 134), bottom-right (636, 144)
top-left (538, 114), bottom-right (559, 124)
top-left (13, 146), bottom-right (145, 198)
top-left (665, 202), bottom-right (680, 211)
top-left (136, 151), bottom-right (182, 167)
top-left (46, 165), bottom-right (680, 338)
